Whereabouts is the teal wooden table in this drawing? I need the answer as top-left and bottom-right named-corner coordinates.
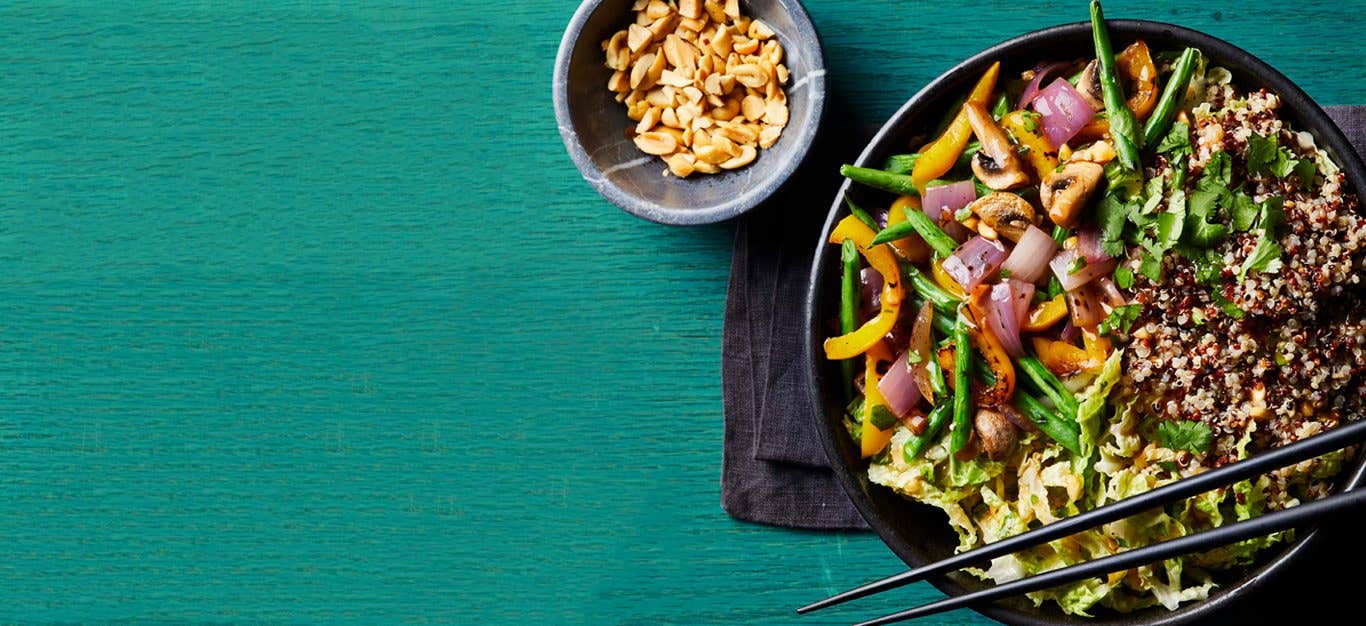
top-left (1, 1), bottom-right (1361, 623)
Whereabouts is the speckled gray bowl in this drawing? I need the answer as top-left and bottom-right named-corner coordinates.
top-left (553, 0), bottom-right (825, 225)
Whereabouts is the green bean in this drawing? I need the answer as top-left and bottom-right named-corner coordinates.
top-left (990, 93), bottom-right (1009, 119)
top-left (900, 262), bottom-right (962, 313)
top-left (1018, 355), bottom-right (1079, 419)
top-left (839, 239), bottom-right (860, 400)
top-left (843, 195), bottom-right (879, 231)
top-left (949, 316), bottom-right (974, 454)
top-left (1141, 47), bottom-right (1201, 148)
top-left (884, 153), bottom-right (921, 176)
top-left (903, 404), bottom-right (953, 460)
top-left (876, 210), bottom-right (958, 257)
top-left (840, 165), bottom-right (920, 196)
top-left (1050, 224), bottom-right (1071, 245)
top-left (955, 141), bottom-right (982, 171)
top-left (1016, 392), bottom-right (1082, 455)
top-left (1089, 0), bottom-right (1141, 170)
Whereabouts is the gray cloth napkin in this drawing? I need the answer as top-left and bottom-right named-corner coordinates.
top-left (721, 105), bottom-right (1366, 531)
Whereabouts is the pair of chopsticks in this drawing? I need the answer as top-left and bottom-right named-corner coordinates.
top-left (799, 418), bottom-right (1366, 625)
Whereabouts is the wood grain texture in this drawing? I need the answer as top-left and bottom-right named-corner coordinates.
top-left (0, 0), bottom-right (1361, 623)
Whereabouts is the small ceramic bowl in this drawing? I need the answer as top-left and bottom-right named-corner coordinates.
top-left (553, 0), bottom-right (826, 225)
top-left (803, 19), bottom-right (1366, 626)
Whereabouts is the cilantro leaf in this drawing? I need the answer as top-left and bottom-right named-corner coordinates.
top-left (1239, 238), bottom-right (1284, 280)
top-left (1293, 158), bottom-right (1317, 187)
top-left (1237, 196), bottom-right (1286, 281)
top-left (1211, 290), bottom-right (1245, 319)
top-left (1247, 133), bottom-right (1310, 182)
top-left (1229, 192), bottom-right (1259, 232)
top-left (1104, 160), bottom-right (1143, 202)
top-left (1155, 121), bottom-right (1192, 156)
top-left (1099, 303), bottom-right (1142, 336)
top-left (1139, 252), bottom-right (1163, 282)
top-left (1245, 134), bottom-right (1278, 174)
top-left (1185, 189), bottom-right (1230, 246)
top-left (1258, 195), bottom-right (1286, 232)
top-left (869, 405), bottom-right (899, 430)
top-left (1198, 151), bottom-right (1232, 192)
top-left (1156, 190), bottom-right (1186, 249)
top-left (1096, 194), bottom-right (1133, 258)
top-left (1113, 266), bottom-right (1135, 289)
top-left (1157, 420), bottom-right (1213, 454)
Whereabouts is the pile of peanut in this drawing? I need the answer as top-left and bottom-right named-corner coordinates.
top-left (602, 0), bottom-right (790, 178)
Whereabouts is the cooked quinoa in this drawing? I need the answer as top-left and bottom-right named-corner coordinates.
top-left (1120, 85), bottom-right (1364, 479)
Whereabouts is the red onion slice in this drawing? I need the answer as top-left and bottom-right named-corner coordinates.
top-left (861, 267), bottom-right (883, 313)
top-left (1076, 228), bottom-right (1114, 263)
top-left (1060, 319), bottom-right (1080, 342)
top-left (987, 282), bottom-right (1026, 357)
top-left (1001, 225), bottom-right (1059, 284)
top-left (878, 351), bottom-right (924, 417)
top-left (1095, 276), bottom-right (1128, 307)
top-left (1006, 278), bottom-right (1035, 325)
top-left (1066, 284), bottom-right (1106, 328)
top-left (922, 181), bottom-right (977, 220)
top-left (1019, 62), bottom-right (1071, 109)
top-left (1032, 78), bottom-right (1095, 148)
top-left (942, 236), bottom-right (1008, 292)
top-left (1050, 248), bottom-right (1117, 292)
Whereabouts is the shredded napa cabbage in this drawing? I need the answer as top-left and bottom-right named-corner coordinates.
top-left (865, 347), bottom-right (1329, 616)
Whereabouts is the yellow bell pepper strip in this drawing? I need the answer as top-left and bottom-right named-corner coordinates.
top-left (1118, 40), bottom-right (1158, 120)
top-left (1022, 294), bottom-right (1069, 332)
top-left (861, 340), bottom-right (897, 458)
top-left (999, 110), bottom-right (1059, 179)
top-left (1075, 40), bottom-right (1160, 140)
top-left (1031, 337), bottom-right (1091, 377)
top-left (965, 287), bottom-right (1017, 408)
top-left (931, 257), bottom-right (968, 299)
top-left (1082, 327), bottom-right (1112, 369)
top-left (911, 62), bottom-right (1001, 188)
top-left (823, 216), bottom-right (904, 360)
top-left (886, 195), bottom-right (932, 263)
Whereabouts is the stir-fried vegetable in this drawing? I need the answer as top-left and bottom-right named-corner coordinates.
top-left (949, 315), bottom-right (975, 454)
top-left (1142, 47), bottom-right (1201, 147)
top-left (824, 216), bottom-right (905, 359)
top-left (839, 240), bottom-right (861, 399)
top-left (839, 164), bottom-right (920, 196)
top-left (1089, 0), bottom-right (1141, 169)
top-left (860, 341), bottom-right (897, 457)
top-left (912, 62), bottom-right (1002, 188)
top-left (873, 207), bottom-right (960, 257)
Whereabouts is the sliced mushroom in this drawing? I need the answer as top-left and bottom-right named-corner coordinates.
top-left (963, 102), bottom-right (1030, 190)
top-left (974, 408), bottom-right (1018, 461)
top-left (1041, 161), bottom-right (1105, 228)
top-left (964, 192), bottom-right (1036, 242)
top-left (1078, 59), bottom-right (1104, 110)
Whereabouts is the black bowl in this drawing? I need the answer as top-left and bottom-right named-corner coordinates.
top-left (803, 20), bottom-right (1366, 626)
top-left (553, 0), bottom-right (826, 225)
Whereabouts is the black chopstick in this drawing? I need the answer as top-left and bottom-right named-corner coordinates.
top-left (799, 417), bottom-right (1366, 615)
top-left (853, 486), bottom-right (1366, 626)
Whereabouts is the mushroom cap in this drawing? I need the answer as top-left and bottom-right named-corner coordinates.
top-left (965, 192), bottom-right (1036, 242)
top-left (1041, 161), bottom-right (1105, 228)
top-left (974, 408), bottom-right (1019, 461)
top-left (964, 102), bottom-right (1030, 191)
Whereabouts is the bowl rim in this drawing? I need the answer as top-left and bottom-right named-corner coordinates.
top-left (802, 18), bottom-right (1366, 626)
top-left (552, 0), bottom-right (827, 226)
